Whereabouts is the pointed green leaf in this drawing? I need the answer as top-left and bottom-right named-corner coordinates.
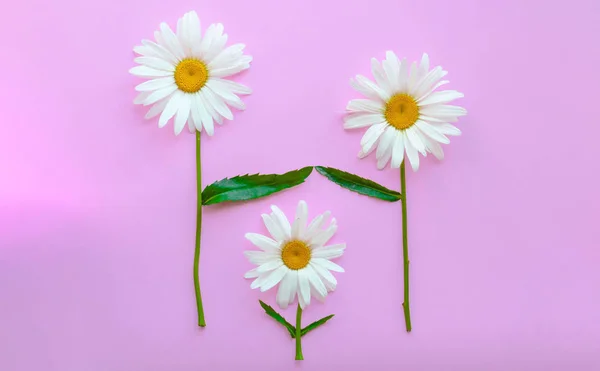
top-left (258, 300), bottom-right (296, 338)
top-left (315, 166), bottom-right (402, 202)
top-left (301, 314), bottom-right (335, 336)
top-left (202, 167), bottom-right (313, 206)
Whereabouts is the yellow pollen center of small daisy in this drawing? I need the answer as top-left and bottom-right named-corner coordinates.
top-left (384, 93), bottom-right (420, 130)
top-left (281, 240), bottom-right (311, 270)
top-left (174, 59), bottom-right (208, 93)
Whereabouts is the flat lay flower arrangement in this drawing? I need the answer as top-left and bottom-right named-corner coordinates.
top-left (130, 9), bottom-right (466, 360)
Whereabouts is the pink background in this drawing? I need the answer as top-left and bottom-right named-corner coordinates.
top-left (1, 0), bottom-right (600, 370)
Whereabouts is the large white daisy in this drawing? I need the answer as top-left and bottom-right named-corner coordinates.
top-left (130, 11), bottom-right (252, 135)
top-left (344, 52), bottom-right (467, 171)
top-left (244, 201), bottom-right (345, 309)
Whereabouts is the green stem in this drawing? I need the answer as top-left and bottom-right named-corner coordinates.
top-left (400, 161), bottom-right (412, 332)
top-left (194, 130), bottom-right (206, 327)
top-left (295, 304), bottom-right (304, 360)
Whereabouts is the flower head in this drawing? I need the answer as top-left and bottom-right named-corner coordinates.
top-left (344, 52), bottom-right (466, 171)
top-left (244, 201), bottom-right (345, 309)
top-left (130, 11), bottom-right (252, 135)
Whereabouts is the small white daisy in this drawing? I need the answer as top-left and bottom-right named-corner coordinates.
top-left (244, 201), bottom-right (345, 309)
top-left (344, 52), bottom-right (467, 171)
top-left (130, 11), bottom-right (252, 135)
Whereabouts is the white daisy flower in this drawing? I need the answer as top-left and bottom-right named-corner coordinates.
top-left (344, 52), bottom-right (467, 171)
top-left (130, 11), bottom-right (252, 135)
top-left (244, 201), bottom-right (345, 309)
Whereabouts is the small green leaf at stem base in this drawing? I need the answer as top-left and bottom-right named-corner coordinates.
top-left (315, 166), bottom-right (402, 202)
top-left (259, 300), bottom-right (296, 338)
top-left (202, 167), bottom-right (313, 205)
top-left (301, 314), bottom-right (335, 336)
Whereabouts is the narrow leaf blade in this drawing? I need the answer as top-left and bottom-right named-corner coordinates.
top-left (202, 167), bottom-right (313, 205)
top-left (301, 314), bottom-right (335, 337)
top-left (315, 166), bottom-right (402, 202)
top-left (258, 300), bottom-right (296, 338)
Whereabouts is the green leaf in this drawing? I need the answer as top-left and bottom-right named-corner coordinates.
top-left (259, 300), bottom-right (296, 338)
top-left (301, 314), bottom-right (335, 336)
top-left (315, 166), bottom-right (402, 202)
top-left (202, 167), bottom-right (313, 206)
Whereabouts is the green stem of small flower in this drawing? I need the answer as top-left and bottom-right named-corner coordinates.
top-left (194, 130), bottom-right (206, 327)
top-left (400, 161), bottom-right (412, 332)
top-left (295, 304), bottom-right (304, 360)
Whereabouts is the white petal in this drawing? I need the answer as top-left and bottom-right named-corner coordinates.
top-left (305, 265), bottom-right (328, 298)
top-left (189, 12), bottom-right (203, 54)
top-left (382, 51), bottom-right (400, 91)
top-left (397, 57), bottom-right (408, 92)
top-left (261, 213), bottom-right (286, 241)
top-left (298, 269), bottom-right (311, 308)
top-left (135, 77), bottom-right (174, 92)
top-left (420, 104), bottom-right (467, 120)
top-left (208, 43), bottom-right (246, 70)
top-left (244, 251), bottom-right (278, 265)
top-left (245, 233), bottom-right (280, 252)
top-left (310, 224), bottom-right (337, 247)
top-left (406, 126), bottom-right (426, 155)
top-left (287, 270), bottom-right (298, 306)
top-left (346, 99), bottom-right (383, 114)
top-left (343, 113), bottom-right (383, 129)
top-left (134, 57), bottom-right (175, 72)
top-left (210, 57), bottom-right (252, 78)
top-left (158, 91), bottom-right (183, 128)
top-left (291, 200), bottom-right (308, 239)
top-left (133, 92), bottom-right (150, 105)
top-left (415, 120), bottom-right (450, 144)
top-left (391, 131), bottom-right (405, 168)
top-left (159, 22), bottom-right (185, 60)
top-left (416, 80), bottom-right (450, 103)
top-left (257, 260), bottom-right (284, 275)
top-left (202, 91), bottom-right (224, 125)
top-left (141, 40), bottom-right (179, 65)
top-left (404, 133), bottom-right (420, 171)
top-left (310, 262), bottom-right (338, 291)
top-left (204, 88), bottom-right (233, 120)
top-left (266, 268), bottom-right (287, 289)
top-left (209, 78), bottom-right (252, 95)
top-left (143, 85), bottom-right (177, 106)
top-left (304, 213), bottom-right (325, 240)
top-left (313, 258), bottom-right (344, 273)
top-left (360, 122), bottom-right (387, 154)
top-left (206, 81), bottom-right (246, 110)
top-left (187, 117), bottom-right (196, 133)
top-left (270, 205), bottom-right (291, 239)
top-left (376, 126), bottom-right (396, 160)
top-left (419, 90), bottom-right (464, 106)
top-left (413, 66), bottom-right (448, 100)
top-left (173, 94), bottom-right (191, 135)
top-left (276, 272), bottom-right (294, 309)
top-left (421, 133), bottom-right (445, 160)
top-left (354, 75), bottom-right (390, 101)
top-left (311, 243), bottom-right (346, 259)
top-left (130, 65), bottom-right (173, 78)
top-left (433, 122), bottom-right (461, 136)
top-left (204, 24), bottom-right (227, 62)
top-left (193, 93), bottom-right (215, 136)
top-left (144, 97), bottom-right (170, 119)
top-left (371, 58), bottom-right (392, 95)
top-left (418, 53), bottom-right (430, 81)
top-left (244, 268), bottom-right (261, 279)
top-left (407, 61), bottom-right (419, 92)
top-left (358, 144), bottom-right (376, 159)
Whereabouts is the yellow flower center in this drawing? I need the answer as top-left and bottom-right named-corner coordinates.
top-left (384, 93), bottom-right (420, 130)
top-left (281, 240), bottom-right (311, 270)
top-left (174, 59), bottom-right (208, 93)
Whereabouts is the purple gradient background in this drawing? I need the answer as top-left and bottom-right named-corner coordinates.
top-left (1, 0), bottom-right (600, 370)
